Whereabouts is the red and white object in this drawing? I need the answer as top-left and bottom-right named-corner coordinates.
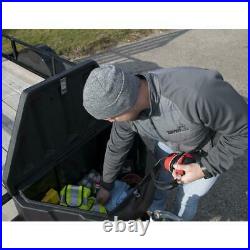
top-left (164, 152), bottom-right (196, 176)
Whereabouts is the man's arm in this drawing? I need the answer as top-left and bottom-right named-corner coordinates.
top-left (101, 121), bottom-right (136, 190)
top-left (157, 67), bottom-right (247, 180)
top-left (195, 79), bottom-right (248, 176)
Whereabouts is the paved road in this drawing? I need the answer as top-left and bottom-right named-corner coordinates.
top-left (82, 29), bottom-right (248, 221)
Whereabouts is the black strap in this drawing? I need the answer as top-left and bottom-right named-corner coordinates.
top-left (169, 153), bottom-right (184, 172)
top-left (150, 158), bottom-right (179, 191)
top-left (150, 129), bottom-right (215, 190)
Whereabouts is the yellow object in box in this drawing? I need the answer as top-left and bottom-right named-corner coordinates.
top-left (41, 188), bottom-right (60, 205)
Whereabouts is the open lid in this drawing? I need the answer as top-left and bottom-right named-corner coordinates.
top-left (3, 60), bottom-right (109, 196)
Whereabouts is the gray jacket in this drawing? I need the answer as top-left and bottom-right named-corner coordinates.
top-left (102, 67), bottom-right (248, 186)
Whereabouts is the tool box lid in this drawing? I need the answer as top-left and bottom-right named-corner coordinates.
top-left (3, 60), bottom-right (108, 196)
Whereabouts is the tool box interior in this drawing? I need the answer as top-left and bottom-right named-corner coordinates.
top-left (3, 60), bottom-right (150, 220)
top-left (22, 127), bottom-right (146, 207)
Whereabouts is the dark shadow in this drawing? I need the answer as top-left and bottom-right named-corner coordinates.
top-left (114, 59), bottom-right (162, 74)
top-left (76, 30), bottom-right (189, 65)
top-left (243, 96), bottom-right (248, 103)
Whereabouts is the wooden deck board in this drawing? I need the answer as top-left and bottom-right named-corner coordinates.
top-left (2, 83), bottom-right (20, 111)
top-left (2, 102), bottom-right (15, 152)
top-left (2, 58), bottom-right (44, 168)
top-left (2, 148), bottom-right (7, 169)
top-left (2, 58), bottom-right (44, 86)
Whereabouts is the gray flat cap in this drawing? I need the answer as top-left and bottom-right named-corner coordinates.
top-left (83, 65), bottom-right (140, 119)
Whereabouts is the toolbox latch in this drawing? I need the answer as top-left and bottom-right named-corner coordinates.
top-left (60, 77), bottom-right (67, 95)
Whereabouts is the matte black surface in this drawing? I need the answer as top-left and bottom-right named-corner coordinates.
top-left (12, 130), bottom-right (148, 221)
top-left (17, 48), bottom-right (65, 77)
top-left (2, 59), bottom-right (110, 196)
top-left (2, 35), bottom-right (75, 79)
top-left (2, 192), bottom-right (12, 205)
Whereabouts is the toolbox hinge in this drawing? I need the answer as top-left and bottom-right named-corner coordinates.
top-left (60, 77), bottom-right (67, 95)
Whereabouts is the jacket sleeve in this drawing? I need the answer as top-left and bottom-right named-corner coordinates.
top-left (102, 121), bottom-right (136, 189)
top-left (196, 79), bottom-right (248, 176)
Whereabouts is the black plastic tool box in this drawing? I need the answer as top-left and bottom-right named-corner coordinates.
top-left (2, 36), bottom-right (150, 221)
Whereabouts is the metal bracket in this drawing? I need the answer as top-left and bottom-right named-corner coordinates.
top-left (133, 189), bottom-right (141, 198)
top-left (60, 77), bottom-right (67, 95)
top-left (148, 210), bottom-right (183, 221)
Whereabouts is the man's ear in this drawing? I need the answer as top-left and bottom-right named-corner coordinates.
top-left (105, 118), bottom-right (115, 123)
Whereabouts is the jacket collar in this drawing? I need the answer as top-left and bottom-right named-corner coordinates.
top-left (136, 73), bottom-right (160, 119)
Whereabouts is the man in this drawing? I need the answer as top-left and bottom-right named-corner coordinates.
top-left (83, 65), bottom-right (247, 220)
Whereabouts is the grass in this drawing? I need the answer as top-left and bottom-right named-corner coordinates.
top-left (2, 29), bottom-right (154, 59)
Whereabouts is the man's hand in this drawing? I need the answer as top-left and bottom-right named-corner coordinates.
top-left (172, 163), bottom-right (205, 184)
top-left (96, 187), bottom-right (111, 205)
